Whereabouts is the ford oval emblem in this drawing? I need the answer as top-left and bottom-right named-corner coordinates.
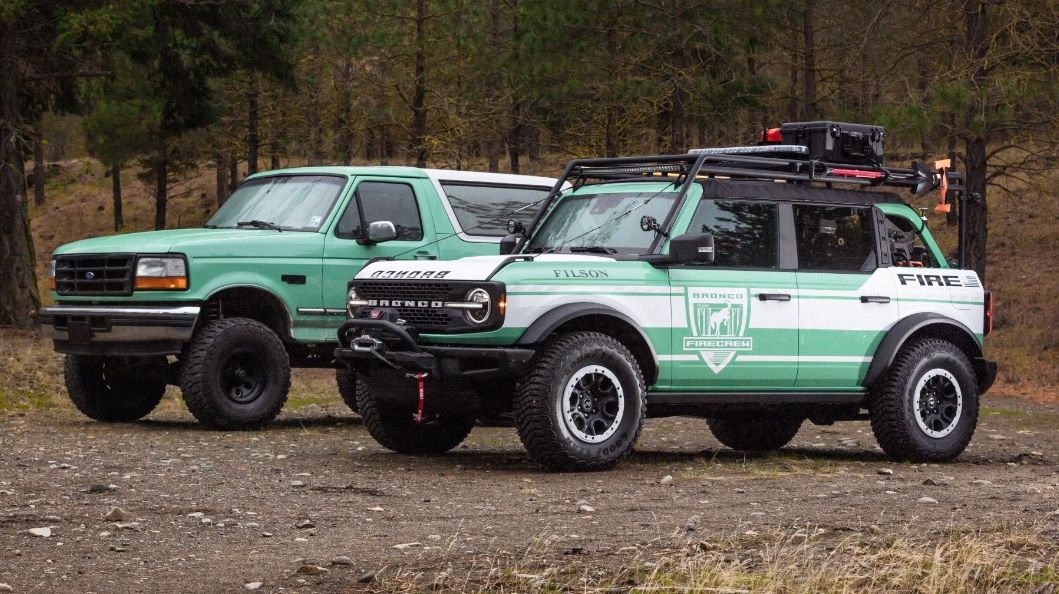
top-left (84, 271), bottom-right (95, 280)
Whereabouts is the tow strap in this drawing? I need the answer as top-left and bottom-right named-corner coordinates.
top-left (411, 372), bottom-right (427, 424)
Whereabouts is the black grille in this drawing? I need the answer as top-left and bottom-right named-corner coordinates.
top-left (55, 254), bottom-right (135, 296)
top-left (354, 281), bottom-right (457, 332)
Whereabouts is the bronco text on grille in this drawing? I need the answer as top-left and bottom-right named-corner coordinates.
top-left (353, 281), bottom-right (455, 331)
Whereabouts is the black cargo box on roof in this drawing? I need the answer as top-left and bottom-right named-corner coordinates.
top-left (780, 121), bottom-right (885, 165)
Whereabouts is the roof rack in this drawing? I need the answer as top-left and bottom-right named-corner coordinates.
top-left (523, 149), bottom-right (964, 242)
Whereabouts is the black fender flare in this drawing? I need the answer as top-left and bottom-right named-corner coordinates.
top-left (863, 312), bottom-right (983, 388)
top-left (516, 303), bottom-right (660, 384)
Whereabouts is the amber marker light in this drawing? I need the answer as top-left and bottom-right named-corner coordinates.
top-left (498, 293), bottom-right (507, 316)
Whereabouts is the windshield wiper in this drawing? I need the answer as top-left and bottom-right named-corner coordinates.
top-left (569, 246), bottom-right (618, 254)
top-left (236, 220), bottom-right (283, 232)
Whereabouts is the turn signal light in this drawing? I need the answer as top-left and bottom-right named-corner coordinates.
top-left (135, 276), bottom-right (188, 290)
top-left (984, 291), bottom-right (993, 335)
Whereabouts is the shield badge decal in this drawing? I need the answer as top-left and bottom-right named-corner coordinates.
top-left (683, 288), bottom-right (753, 374)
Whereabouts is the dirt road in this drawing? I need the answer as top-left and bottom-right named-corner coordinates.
top-left (1, 385), bottom-right (1057, 593)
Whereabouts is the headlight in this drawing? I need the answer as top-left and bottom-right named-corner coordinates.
top-left (134, 256), bottom-right (188, 290)
top-left (347, 286), bottom-right (360, 316)
top-left (48, 259), bottom-right (56, 290)
top-left (464, 288), bottom-right (491, 324)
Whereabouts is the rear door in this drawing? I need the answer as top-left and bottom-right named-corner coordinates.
top-left (792, 204), bottom-right (899, 388)
top-left (667, 197), bottom-right (800, 390)
top-left (319, 178), bottom-right (439, 334)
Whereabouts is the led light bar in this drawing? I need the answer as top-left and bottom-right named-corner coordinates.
top-left (688, 144), bottom-right (809, 155)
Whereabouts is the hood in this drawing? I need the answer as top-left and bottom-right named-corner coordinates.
top-left (356, 254), bottom-right (615, 282)
top-left (53, 228), bottom-right (311, 257)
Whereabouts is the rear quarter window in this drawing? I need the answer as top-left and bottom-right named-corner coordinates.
top-left (441, 183), bottom-right (550, 237)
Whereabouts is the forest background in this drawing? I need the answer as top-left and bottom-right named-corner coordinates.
top-left (1, 0), bottom-right (1056, 392)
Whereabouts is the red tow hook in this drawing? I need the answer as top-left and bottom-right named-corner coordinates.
top-left (411, 372), bottom-right (427, 423)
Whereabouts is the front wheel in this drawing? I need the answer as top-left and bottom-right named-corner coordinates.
top-left (336, 367), bottom-right (359, 414)
top-left (180, 318), bottom-right (290, 429)
top-left (64, 355), bottom-right (168, 422)
top-left (356, 374), bottom-right (475, 455)
top-left (514, 331), bottom-right (646, 472)
top-left (870, 338), bottom-right (979, 462)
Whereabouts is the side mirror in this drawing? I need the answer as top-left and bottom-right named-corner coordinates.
top-left (670, 233), bottom-right (715, 264)
top-left (360, 220), bottom-right (397, 245)
top-left (499, 233), bottom-right (519, 255)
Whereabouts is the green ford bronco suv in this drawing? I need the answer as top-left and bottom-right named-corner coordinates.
top-left (39, 166), bottom-right (557, 428)
top-left (336, 125), bottom-right (997, 471)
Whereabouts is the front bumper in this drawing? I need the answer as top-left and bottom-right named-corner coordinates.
top-left (334, 319), bottom-right (533, 381)
top-left (39, 304), bottom-right (200, 356)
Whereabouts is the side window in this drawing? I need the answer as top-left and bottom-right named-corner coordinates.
top-left (685, 199), bottom-right (778, 268)
top-left (441, 182), bottom-right (550, 237)
top-left (334, 196), bottom-right (362, 238)
top-left (337, 182), bottom-right (423, 241)
top-left (793, 205), bottom-right (876, 272)
top-left (884, 215), bottom-right (935, 268)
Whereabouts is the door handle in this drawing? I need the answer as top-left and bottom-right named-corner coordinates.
top-left (414, 251), bottom-right (437, 260)
top-left (758, 293), bottom-right (792, 302)
top-left (860, 295), bottom-right (891, 304)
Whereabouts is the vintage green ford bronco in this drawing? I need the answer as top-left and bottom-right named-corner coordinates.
top-left (39, 166), bottom-right (557, 428)
top-left (336, 135), bottom-right (997, 471)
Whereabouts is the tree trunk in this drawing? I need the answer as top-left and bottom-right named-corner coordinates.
top-left (336, 61), bottom-right (353, 166)
top-left (801, 0), bottom-right (816, 120)
top-left (962, 0), bottom-right (989, 282)
top-left (33, 125), bottom-right (45, 206)
top-left (216, 154), bottom-right (229, 207)
top-left (508, 98), bottom-right (522, 173)
top-left (486, 0), bottom-right (502, 172)
top-left (270, 140), bottom-right (281, 170)
top-left (228, 153), bottom-right (238, 194)
top-left (0, 22), bottom-right (41, 327)
top-left (112, 163), bottom-right (123, 231)
top-left (411, 0), bottom-right (428, 167)
top-left (247, 77), bottom-right (259, 175)
top-left (153, 141), bottom-right (168, 230)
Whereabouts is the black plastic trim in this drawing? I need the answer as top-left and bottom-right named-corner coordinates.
top-left (862, 312), bottom-right (983, 387)
top-left (649, 391), bottom-right (865, 406)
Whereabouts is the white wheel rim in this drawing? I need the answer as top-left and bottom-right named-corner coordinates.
top-left (560, 365), bottom-right (625, 444)
top-left (912, 368), bottom-right (963, 438)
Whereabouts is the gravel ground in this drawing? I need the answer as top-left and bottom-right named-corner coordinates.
top-left (1, 389), bottom-right (1057, 593)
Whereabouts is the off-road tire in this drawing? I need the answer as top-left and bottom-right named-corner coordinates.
top-left (180, 318), bottom-right (290, 429)
top-left (64, 355), bottom-right (168, 422)
top-left (706, 416), bottom-right (802, 452)
top-left (513, 331), bottom-right (646, 472)
top-left (355, 374), bottom-right (475, 455)
top-left (336, 367), bottom-right (359, 414)
top-left (870, 338), bottom-right (979, 462)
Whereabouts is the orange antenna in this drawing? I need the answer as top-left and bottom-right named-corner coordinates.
top-left (933, 159), bottom-right (951, 213)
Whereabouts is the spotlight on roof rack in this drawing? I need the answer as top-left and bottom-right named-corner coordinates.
top-left (688, 145), bottom-right (809, 156)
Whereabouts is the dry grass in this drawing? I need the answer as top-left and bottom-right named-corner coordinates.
top-left (371, 524), bottom-right (1059, 593)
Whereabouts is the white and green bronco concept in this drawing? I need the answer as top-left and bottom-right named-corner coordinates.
top-left (336, 124), bottom-right (997, 471)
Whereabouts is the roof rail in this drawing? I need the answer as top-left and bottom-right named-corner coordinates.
top-left (522, 150), bottom-right (963, 242)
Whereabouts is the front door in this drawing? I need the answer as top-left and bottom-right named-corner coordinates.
top-left (317, 178), bottom-right (440, 340)
top-left (667, 197), bottom-right (799, 390)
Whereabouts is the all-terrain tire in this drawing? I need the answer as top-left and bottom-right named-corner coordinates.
top-left (870, 338), bottom-right (979, 462)
top-left (64, 354), bottom-right (168, 422)
top-left (336, 367), bottom-right (359, 413)
top-left (513, 331), bottom-right (646, 472)
top-left (706, 416), bottom-right (802, 452)
top-left (355, 374), bottom-right (475, 455)
top-left (180, 318), bottom-right (291, 429)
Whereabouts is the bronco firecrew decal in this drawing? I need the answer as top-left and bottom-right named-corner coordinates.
top-left (683, 288), bottom-right (754, 373)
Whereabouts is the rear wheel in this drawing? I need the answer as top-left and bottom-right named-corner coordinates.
top-left (356, 374), bottom-right (475, 455)
top-left (64, 354), bottom-right (168, 422)
top-left (180, 318), bottom-right (290, 429)
top-left (706, 416), bottom-right (802, 452)
top-left (336, 367), bottom-right (359, 413)
top-left (870, 338), bottom-right (978, 462)
top-left (514, 331), bottom-right (645, 472)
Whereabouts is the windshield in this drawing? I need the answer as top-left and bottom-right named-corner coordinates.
top-left (207, 175), bottom-right (346, 231)
top-left (524, 190), bottom-right (679, 255)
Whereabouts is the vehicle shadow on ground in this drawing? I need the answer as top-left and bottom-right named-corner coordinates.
top-left (57, 414), bottom-right (363, 432)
